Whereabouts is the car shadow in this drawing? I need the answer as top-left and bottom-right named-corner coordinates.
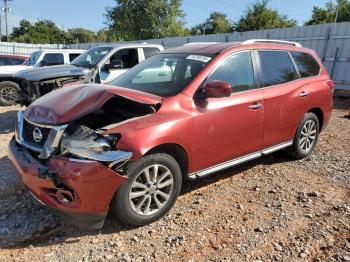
top-left (333, 96), bottom-right (350, 111)
top-left (0, 110), bottom-right (18, 134)
top-left (1, 151), bottom-right (296, 250)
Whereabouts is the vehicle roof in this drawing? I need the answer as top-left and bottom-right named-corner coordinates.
top-left (0, 54), bottom-right (28, 59)
top-left (95, 43), bottom-right (164, 49)
top-left (163, 41), bottom-right (312, 55)
top-left (39, 49), bottom-right (85, 53)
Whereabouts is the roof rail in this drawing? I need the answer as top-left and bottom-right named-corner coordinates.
top-left (184, 42), bottom-right (219, 46)
top-left (242, 39), bottom-right (302, 48)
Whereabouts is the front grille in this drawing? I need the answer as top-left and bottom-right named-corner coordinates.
top-left (23, 120), bottom-right (51, 147)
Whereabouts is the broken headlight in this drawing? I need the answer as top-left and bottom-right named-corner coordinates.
top-left (60, 125), bottom-right (132, 163)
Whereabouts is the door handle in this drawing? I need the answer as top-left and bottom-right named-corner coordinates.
top-left (248, 103), bottom-right (263, 110)
top-left (299, 91), bottom-right (309, 97)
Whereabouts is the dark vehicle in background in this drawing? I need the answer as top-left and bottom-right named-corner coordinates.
top-left (15, 44), bottom-right (164, 106)
top-left (0, 54), bottom-right (28, 66)
top-left (0, 49), bottom-right (85, 106)
top-left (8, 40), bottom-right (333, 229)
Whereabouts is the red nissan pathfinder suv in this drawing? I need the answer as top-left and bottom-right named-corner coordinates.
top-left (8, 40), bottom-right (334, 229)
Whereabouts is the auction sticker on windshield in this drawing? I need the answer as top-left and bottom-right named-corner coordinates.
top-left (186, 55), bottom-right (212, 63)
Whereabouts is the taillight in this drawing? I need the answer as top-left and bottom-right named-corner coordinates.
top-left (326, 80), bottom-right (335, 94)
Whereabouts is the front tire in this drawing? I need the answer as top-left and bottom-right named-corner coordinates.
top-left (0, 81), bottom-right (20, 106)
top-left (288, 112), bottom-right (320, 159)
top-left (111, 153), bottom-right (182, 226)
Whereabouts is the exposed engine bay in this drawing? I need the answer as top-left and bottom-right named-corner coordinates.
top-left (15, 91), bottom-right (160, 177)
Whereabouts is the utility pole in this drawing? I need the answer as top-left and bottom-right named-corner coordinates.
top-left (2, 0), bottom-right (12, 41)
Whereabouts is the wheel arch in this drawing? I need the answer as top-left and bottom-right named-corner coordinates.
top-left (308, 107), bottom-right (324, 131)
top-left (145, 143), bottom-right (189, 178)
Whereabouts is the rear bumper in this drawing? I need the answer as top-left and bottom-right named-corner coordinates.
top-left (8, 138), bottom-right (127, 229)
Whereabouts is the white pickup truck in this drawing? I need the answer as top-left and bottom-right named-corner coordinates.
top-left (15, 44), bottom-right (164, 105)
top-left (0, 49), bottom-right (85, 106)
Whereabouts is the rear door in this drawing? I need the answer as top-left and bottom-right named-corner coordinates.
top-left (257, 50), bottom-right (309, 148)
top-left (192, 51), bottom-right (264, 170)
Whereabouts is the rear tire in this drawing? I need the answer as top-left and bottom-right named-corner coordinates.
top-left (111, 153), bottom-right (182, 226)
top-left (288, 112), bottom-right (320, 159)
top-left (0, 81), bottom-right (20, 106)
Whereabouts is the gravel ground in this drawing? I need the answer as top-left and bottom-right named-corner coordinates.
top-left (0, 98), bottom-right (349, 262)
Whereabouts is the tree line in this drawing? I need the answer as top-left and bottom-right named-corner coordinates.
top-left (7, 0), bottom-right (350, 44)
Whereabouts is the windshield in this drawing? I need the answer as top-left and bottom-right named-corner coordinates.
top-left (110, 53), bottom-right (212, 97)
top-left (27, 51), bottom-right (42, 66)
top-left (71, 46), bottom-right (113, 68)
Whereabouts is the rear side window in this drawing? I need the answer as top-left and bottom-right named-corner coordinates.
top-left (208, 51), bottom-right (256, 93)
top-left (258, 51), bottom-right (298, 87)
top-left (0, 57), bottom-right (12, 65)
top-left (11, 58), bottom-right (26, 65)
top-left (69, 53), bottom-right (81, 62)
top-left (143, 48), bottom-right (161, 59)
top-left (42, 53), bottom-right (64, 66)
top-left (291, 52), bottom-right (320, 78)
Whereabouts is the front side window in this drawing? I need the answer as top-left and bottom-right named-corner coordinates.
top-left (105, 48), bottom-right (139, 69)
top-left (259, 51), bottom-right (298, 87)
top-left (71, 46), bottom-right (113, 68)
top-left (69, 53), bottom-right (81, 62)
top-left (41, 53), bottom-right (64, 66)
top-left (207, 52), bottom-right (256, 93)
top-left (110, 54), bottom-right (212, 97)
top-left (291, 52), bottom-right (320, 78)
top-left (143, 47), bottom-right (161, 59)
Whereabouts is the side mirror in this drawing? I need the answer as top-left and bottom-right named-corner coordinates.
top-left (200, 80), bottom-right (232, 98)
top-left (39, 60), bottom-right (46, 67)
top-left (106, 59), bottom-right (123, 71)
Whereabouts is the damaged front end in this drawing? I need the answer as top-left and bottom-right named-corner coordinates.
top-left (9, 85), bottom-right (162, 229)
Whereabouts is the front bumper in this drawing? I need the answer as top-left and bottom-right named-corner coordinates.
top-left (8, 138), bottom-right (127, 229)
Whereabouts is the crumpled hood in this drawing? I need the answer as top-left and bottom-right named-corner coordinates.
top-left (15, 64), bottom-right (88, 81)
top-left (24, 84), bottom-right (162, 125)
top-left (0, 65), bottom-right (32, 76)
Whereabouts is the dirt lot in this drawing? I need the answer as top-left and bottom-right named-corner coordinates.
top-left (0, 98), bottom-right (349, 262)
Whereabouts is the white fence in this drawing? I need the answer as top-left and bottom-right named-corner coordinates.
top-left (1, 22), bottom-right (349, 90)
top-left (0, 42), bottom-right (64, 56)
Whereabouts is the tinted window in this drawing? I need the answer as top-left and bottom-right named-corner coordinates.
top-left (291, 52), bottom-right (320, 78)
top-left (143, 47), bottom-right (161, 59)
top-left (11, 58), bottom-right (26, 65)
top-left (42, 53), bottom-right (64, 66)
top-left (207, 52), bottom-right (256, 93)
top-left (69, 53), bottom-right (81, 62)
top-left (108, 48), bottom-right (139, 69)
top-left (259, 51), bottom-right (298, 87)
top-left (0, 57), bottom-right (12, 65)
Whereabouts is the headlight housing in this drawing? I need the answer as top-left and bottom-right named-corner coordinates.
top-left (60, 125), bottom-right (132, 163)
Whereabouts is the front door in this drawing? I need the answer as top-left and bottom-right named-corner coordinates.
top-left (192, 51), bottom-right (264, 172)
top-left (100, 48), bottom-right (140, 83)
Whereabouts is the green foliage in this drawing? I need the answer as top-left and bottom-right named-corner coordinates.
top-left (66, 28), bottom-right (98, 44)
top-left (10, 20), bottom-right (66, 44)
top-left (235, 0), bottom-right (297, 32)
top-left (105, 0), bottom-right (188, 41)
top-left (305, 0), bottom-right (350, 25)
top-left (191, 12), bottom-right (233, 35)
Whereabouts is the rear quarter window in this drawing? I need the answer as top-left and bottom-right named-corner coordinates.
top-left (258, 51), bottom-right (299, 87)
top-left (291, 52), bottom-right (320, 78)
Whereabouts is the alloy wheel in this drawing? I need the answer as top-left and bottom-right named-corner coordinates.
top-left (299, 119), bottom-right (317, 152)
top-left (0, 86), bottom-right (19, 104)
top-left (129, 164), bottom-right (174, 216)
